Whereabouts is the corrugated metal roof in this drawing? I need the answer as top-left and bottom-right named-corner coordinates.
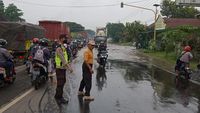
top-left (164, 18), bottom-right (200, 28)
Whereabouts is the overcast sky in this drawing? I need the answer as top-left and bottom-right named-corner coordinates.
top-left (3, 0), bottom-right (162, 30)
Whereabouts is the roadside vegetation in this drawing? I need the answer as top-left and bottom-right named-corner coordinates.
top-left (0, 0), bottom-right (24, 21)
top-left (106, 0), bottom-right (200, 70)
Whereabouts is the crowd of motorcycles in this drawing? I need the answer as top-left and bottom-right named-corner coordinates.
top-left (26, 40), bottom-right (81, 90)
top-left (25, 41), bottom-right (108, 90)
top-left (0, 39), bottom-right (82, 89)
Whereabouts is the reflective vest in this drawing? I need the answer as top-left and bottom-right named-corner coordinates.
top-left (55, 46), bottom-right (68, 68)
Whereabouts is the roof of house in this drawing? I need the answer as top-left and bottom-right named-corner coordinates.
top-left (164, 18), bottom-right (200, 28)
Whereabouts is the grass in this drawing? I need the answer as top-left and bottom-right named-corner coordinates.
top-left (142, 50), bottom-right (198, 70)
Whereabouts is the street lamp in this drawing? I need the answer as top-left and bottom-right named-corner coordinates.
top-left (121, 2), bottom-right (160, 41)
top-left (153, 4), bottom-right (160, 41)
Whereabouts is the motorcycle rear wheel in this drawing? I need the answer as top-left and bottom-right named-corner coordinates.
top-left (0, 80), bottom-right (4, 88)
top-left (34, 78), bottom-right (39, 90)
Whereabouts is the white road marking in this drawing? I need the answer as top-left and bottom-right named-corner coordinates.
top-left (0, 88), bottom-right (34, 113)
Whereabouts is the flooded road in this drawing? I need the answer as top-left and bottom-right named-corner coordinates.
top-left (102, 60), bottom-right (200, 113)
top-left (2, 44), bottom-right (200, 113)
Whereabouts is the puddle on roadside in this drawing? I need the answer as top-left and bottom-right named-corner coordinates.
top-left (107, 59), bottom-right (200, 113)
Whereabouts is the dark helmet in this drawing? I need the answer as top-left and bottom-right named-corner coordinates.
top-left (184, 46), bottom-right (192, 52)
top-left (32, 38), bottom-right (39, 44)
top-left (0, 39), bottom-right (7, 47)
top-left (63, 39), bottom-right (68, 44)
top-left (39, 39), bottom-right (48, 47)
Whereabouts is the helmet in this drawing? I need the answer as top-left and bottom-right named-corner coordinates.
top-left (184, 46), bottom-right (191, 52)
top-left (33, 38), bottom-right (39, 44)
top-left (54, 39), bottom-right (58, 42)
top-left (0, 39), bottom-right (7, 47)
top-left (63, 39), bottom-right (68, 44)
top-left (39, 39), bottom-right (48, 47)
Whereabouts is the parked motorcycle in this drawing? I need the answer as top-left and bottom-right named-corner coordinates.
top-left (31, 62), bottom-right (48, 90)
top-left (0, 66), bottom-right (16, 87)
top-left (97, 50), bottom-right (108, 68)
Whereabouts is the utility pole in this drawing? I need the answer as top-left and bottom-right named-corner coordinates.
top-left (121, 2), bottom-right (160, 41)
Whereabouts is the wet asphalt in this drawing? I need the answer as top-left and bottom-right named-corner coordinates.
top-left (0, 65), bottom-right (32, 107)
top-left (1, 44), bottom-right (200, 113)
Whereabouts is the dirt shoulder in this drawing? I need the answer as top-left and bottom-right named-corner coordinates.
top-left (136, 50), bottom-right (175, 72)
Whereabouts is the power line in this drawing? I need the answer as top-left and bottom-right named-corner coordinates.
top-left (11, 0), bottom-right (150, 8)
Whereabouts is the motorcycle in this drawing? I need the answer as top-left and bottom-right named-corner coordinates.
top-left (25, 56), bottom-right (34, 74)
top-left (26, 60), bottom-right (31, 74)
top-left (175, 66), bottom-right (192, 87)
top-left (31, 62), bottom-right (48, 90)
top-left (0, 65), bottom-right (16, 87)
top-left (97, 50), bottom-right (108, 68)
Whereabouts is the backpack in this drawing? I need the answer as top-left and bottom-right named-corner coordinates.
top-left (33, 46), bottom-right (44, 63)
top-left (175, 52), bottom-right (186, 71)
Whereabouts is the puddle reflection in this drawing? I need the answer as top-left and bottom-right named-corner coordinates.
top-left (109, 59), bottom-right (200, 112)
top-left (96, 66), bottom-right (107, 91)
top-left (78, 96), bottom-right (91, 113)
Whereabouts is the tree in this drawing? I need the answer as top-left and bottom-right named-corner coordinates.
top-left (160, 0), bottom-right (199, 18)
top-left (64, 22), bottom-right (85, 32)
top-left (0, 0), bottom-right (4, 14)
top-left (0, 0), bottom-right (4, 15)
top-left (106, 23), bottom-right (125, 43)
top-left (4, 3), bottom-right (23, 21)
top-left (85, 29), bottom-right (95, 37)
top-left (159, 25), bottom-right (200, 56)
top-left (123, 21), bottom-right (145, 43)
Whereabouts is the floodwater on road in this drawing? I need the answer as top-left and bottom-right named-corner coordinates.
top-left (46, 59), bottom-right (200, 113)
top-left (2, 45), bottom-right (200, 113)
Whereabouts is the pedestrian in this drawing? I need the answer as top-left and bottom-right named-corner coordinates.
top-left (54, 34), bottom-right (73, 104)
top-left (78, 40), bottom-right (95, 101)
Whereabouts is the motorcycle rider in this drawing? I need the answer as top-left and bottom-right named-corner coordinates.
top-left (26, 38), bottom-right (39, 74)
top-left (32, 39), bottom-right (50, 79)
top-left (39, 39), bottom-right (50, 67)
top-left (52, 39), bottom-right (59, 53)
top-left (98, 41), bottom-right (107, 52)
top-left (175, 45), bottom-right (193, 79)
top-left (29, 38), bottom-right (39, 54)
top-left (97, 41), bottom-right (108, 63)
top-left (98, 41), bottom-right (106, 53)
top-left (0, 39), bottom-right (15, 80)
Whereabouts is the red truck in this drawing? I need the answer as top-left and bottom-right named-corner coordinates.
top-left (39, 20), bottom-right (70, 41)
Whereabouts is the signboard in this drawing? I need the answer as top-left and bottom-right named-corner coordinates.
top-left (155, 15), bottom-right (166, 30)
top-left (176, 0), bottom-right (200, 6)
